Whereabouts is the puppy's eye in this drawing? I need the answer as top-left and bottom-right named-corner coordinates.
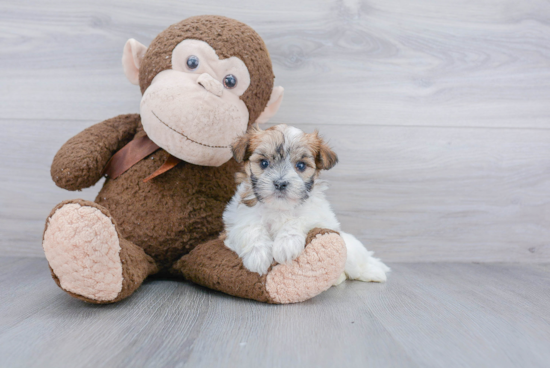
top-left (296, 161), bottom-right (307, 172)
top-left (223, 74), bottom-right (237, 89)
top-left (186, 55), bottom-right (199, 70)
top-left (260, 159), bottom-right (269, 169)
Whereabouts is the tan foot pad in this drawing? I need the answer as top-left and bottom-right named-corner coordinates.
top-left (266, 232), bottom-right (347, 304)
top-left (43, 203), bottom-right (123, 301)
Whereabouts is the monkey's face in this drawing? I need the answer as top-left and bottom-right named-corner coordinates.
top-left (123, 16), bottom-right (284, 167)
top-left (140, 40), bottom-right (251, 167)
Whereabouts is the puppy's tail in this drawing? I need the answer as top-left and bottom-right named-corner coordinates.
top-left (340, 231), bottom-right (390, 283)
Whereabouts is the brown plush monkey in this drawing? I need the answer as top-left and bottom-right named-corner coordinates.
top-left (43, 15), bottom-right (346, 304)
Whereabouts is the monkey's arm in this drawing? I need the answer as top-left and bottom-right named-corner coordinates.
top-left (171, 228), bottom-right (346, 304)
top-left (51, 114), bottom-right (141, 191)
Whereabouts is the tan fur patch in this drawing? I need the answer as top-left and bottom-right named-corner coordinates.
top-left (300, 131), bottom-right (338, 171)
top-left (43, 203), bottom-right (123, 301)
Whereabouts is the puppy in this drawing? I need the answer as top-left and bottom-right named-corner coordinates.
top-left (223, 124), bottom-right (390, 284)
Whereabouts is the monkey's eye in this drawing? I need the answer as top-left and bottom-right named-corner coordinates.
top-left (223, 74), bottom-right (237, 89)
top-left (260, 159), bottom-right (269, 169)
top-left (296, 162), bottom-right (307, 172)
top-left (186, 55), bottom-right (199, 70)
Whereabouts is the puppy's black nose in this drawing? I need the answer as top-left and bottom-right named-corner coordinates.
top-left (274, 180), bottom-right (288, 191)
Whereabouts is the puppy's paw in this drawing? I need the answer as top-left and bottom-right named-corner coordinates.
top-left (242, 246), bottom-right (273, 276)
top-left (273, 232), bottom-right (306, 264)
top-left (332, 272), bottom-right (347, 286)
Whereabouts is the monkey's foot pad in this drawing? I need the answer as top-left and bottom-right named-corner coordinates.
top-left (43, 203), bottom-right (123, 302)
top-left (266, 232), bottom-right (347, 304)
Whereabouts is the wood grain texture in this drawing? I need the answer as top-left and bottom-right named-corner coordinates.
top-left (1, 0), bottom-right (550, 127)
top-left (2, 119), bottom-right (549, 262)
top-left (1, 0), bottom-right (550, 261)
top-left (1, 258), bottom-right (550, 368)
top-left (0, 119), bottom-right (102, 257)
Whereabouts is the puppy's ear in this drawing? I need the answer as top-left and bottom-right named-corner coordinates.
top-left (231, 132), bottom-right (252, 163)
top-left (313, 131), bottom-right (338, 170)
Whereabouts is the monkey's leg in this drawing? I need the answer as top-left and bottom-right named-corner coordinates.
top-left (171, 228), bottom-right (346, 304)
top-left (43, 199), bottom-right (158, 304)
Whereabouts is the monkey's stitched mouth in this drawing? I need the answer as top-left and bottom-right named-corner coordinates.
top-left (151, 110), bottom-right (229, 149)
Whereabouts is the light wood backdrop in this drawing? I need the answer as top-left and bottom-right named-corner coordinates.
top-left (1, 0), bottom-right (549, 262)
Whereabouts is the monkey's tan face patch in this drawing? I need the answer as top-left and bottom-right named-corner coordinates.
top-left (172, 40), bottom-right (251, 97)
top-left (140, 40), bottom-right (251, 167)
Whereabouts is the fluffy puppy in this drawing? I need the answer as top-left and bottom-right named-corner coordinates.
top-left (223, 124), bottom-right (390, 283)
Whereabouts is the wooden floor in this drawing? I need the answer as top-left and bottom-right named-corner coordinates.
top-left (1, 257), bottom-right (549, 368)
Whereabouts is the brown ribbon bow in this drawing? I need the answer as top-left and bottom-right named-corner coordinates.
top-left (101, 135), bottom-right (181, 183)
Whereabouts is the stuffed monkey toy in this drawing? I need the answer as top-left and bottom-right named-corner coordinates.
top-left (43, 15), bottom-right (346, 304)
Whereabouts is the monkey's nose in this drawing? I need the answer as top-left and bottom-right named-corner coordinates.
top-left (197, 73), bottom-right (223, 97)
top-left (274, 180), bottom-right (288, 191)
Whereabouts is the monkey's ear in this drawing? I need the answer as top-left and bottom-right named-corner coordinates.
top-left (313, 132), bottom-right (339, 170)
top-left (255, 86), bottom-right (284, 124)
top-left (231, 133), bottom-right (251, 163)
top-left (122, 39), bottom-right (148, 85)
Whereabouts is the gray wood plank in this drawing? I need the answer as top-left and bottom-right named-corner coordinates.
top-left (1, 0), bottom-right (550, 128)
top-left (0, 119), bottom-right (102, 257)
top-left (362, 263), bottom-right (550, 367)
top-left (316, 123), bottom-right (550, 262)
top-left (1, 258), bottom-right (550, 368)
top-left (3, 119), bottom-right (549, 262)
